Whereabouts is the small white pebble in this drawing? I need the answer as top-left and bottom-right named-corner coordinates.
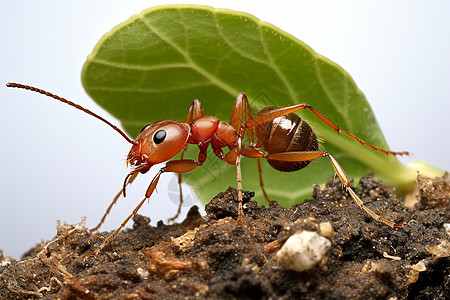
top-left (137, 267), bottom-right (149, 279)
top-left (277, 231), bottom-right (331, 272)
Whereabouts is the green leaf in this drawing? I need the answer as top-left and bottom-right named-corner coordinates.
top-left (81, 5), bottom-right (438, 207)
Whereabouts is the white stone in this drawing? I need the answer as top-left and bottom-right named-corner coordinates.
top-left (277, 230), bottom-right (332, 272)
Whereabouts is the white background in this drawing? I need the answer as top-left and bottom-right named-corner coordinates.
top-left (1, 1), bottom-right (449, 258)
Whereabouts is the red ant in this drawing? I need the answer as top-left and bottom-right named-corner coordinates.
top-left (6, 82), bottom-right (409, 255)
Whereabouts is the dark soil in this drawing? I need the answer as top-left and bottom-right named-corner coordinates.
top-left (1, 173), bottom-right (449, 299)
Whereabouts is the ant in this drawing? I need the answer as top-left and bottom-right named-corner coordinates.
top-left (6, 82), bottom-right (409, 255)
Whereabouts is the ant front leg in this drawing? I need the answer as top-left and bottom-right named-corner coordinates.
top-left (90, 172), bottom-right (139, 232)
top-left (94, 159), bottom-right (201, 256)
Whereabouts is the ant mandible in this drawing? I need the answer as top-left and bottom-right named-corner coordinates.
top-left (6, 82), bottom-right (409, 255)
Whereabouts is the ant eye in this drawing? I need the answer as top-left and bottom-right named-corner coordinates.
top-left (140, 124), bottom-right (151, 133)
top-left (153, 129), bottom-right (166, 144)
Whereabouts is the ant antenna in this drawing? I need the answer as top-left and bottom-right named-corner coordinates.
top-left (6, 82), bottom-right (136, 145)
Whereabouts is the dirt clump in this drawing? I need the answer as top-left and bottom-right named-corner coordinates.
top-left (1, 173), bottom-right (449, 299)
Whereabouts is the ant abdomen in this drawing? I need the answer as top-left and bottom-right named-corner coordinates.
top-left (254, 107), bottom-right (318, 172)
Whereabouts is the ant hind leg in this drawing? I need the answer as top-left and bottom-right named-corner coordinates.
top-left (266, 150), bottom-right (405, 228)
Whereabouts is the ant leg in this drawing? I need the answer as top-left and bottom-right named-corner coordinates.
top-left (167, 173), bottom-right (184, 223)
top-left (229, 93), bottom-right (245, 131)
top-left (94, 159), bottom-right (201, 255)
top-left (211, 147), bottom-right (243, 223)
top-left (236, 154), bottom-right (244, 224)
top-left (230, 144), bottom-right (272, 203)
top-left (186, 99), bottom-right (205, 123)
top-left (169, 150), bottom-right (187, 223)
top-left (224, 133), bottom-right (245, 223)
top-left (228, 93), bottom-right (261, 221)
top-left (90, 172), bottom-right (139, 232)
top-left (267, 151), bottom-right (405, 228)
top-left (326, 154), bottom-right (404, 228)
top-left (230, 93), bottom-right (255, 143)
top-left (95, 196), bottom-right (152, 256)
top-left (245, 103), bottom-right (409, 156)
top-left (257, 158), bottom-right (271, 203)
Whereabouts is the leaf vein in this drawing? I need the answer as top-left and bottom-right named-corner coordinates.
top-left (313, 59), bottom-right (352, 131)
top-left (90, 57), bottom-right (191, 71)
top-left (212, 14), bottom-right (269, 66)
top-left (88, 82), bottom-right (213, 93)
top-left (139, 12), bottom-right (239, 97)
top-left (258, 25), bottom-right (297, 103)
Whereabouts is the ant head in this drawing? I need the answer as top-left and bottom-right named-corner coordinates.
top-left (127, 120), bottom-right (190, 171)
